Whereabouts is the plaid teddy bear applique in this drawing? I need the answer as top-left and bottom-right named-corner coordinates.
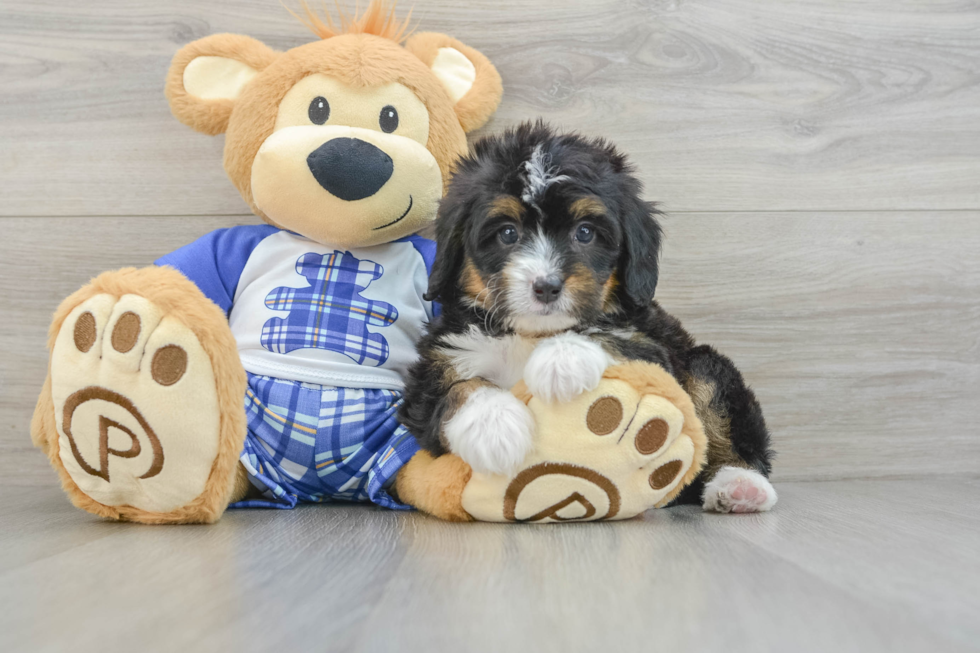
top-left (260, 251), bottom-right (398, 366)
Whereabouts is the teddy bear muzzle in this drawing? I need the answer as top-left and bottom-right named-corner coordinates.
top-left (249, 124), bottom-right (443, 249)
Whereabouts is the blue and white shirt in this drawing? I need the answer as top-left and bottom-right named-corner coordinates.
top-left (156, 226), bottom-right (437, 391)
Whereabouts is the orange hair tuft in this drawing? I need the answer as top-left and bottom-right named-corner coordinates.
top-left (287, 0), bottom-right (414, 44)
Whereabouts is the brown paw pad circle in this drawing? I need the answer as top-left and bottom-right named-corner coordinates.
top-left (111, 311), bottom-right (142, 353)
top-left (586, 396), bottom-right (623, 435)
top-left (503, 463), bottom-right (621, 522)
top-left (62, 387), bottom-right (165, 483)
top-left (73, 311), bottom-right (97, 352)
top-left (151, 345), bottom-right (188, 386)
top-left (635, 419), bottom-right (669, 455)
top-left (650, 460), bottom-right (683, 490)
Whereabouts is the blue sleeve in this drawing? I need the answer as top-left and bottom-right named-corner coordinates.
top-left (401, 234), bottom-right (441, 318)
top-left (155, 225), bottom-right (279, 316)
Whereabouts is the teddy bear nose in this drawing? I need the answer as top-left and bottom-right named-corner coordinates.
top-left (306, 137), bottom-right (394, 201)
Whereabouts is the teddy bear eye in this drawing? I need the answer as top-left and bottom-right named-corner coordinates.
top-left (379, 105), bottom-right (399, 133)
top-left (308, 96), bottom-right (330, 125)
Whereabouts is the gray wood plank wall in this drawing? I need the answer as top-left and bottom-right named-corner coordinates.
top-left (2, 0), bottom-right (978, 485)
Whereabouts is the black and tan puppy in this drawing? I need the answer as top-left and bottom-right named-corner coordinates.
top-left (400, 121), bottom-right (776, 513)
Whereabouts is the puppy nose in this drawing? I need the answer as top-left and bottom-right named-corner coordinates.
top-left (532, 276), bottom-right (564, 304)
top-left (306, 137), bottom-right (393, 201)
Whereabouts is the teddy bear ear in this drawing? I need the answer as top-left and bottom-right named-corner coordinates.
top-left (165, 34), bottom-right (279, 136)
top-left (405, 32), bottom-right (503, 133)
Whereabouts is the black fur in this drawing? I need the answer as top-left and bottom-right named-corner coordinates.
top-left (400, 121), bottom-right (773, 502)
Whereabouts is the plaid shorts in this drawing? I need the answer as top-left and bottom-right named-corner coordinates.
top-left (229, 373), bottom-right (420, 511)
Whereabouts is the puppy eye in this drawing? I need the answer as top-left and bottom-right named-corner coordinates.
top-left (498, 225), bottom-right (519, 245)
top-left (575, 224), bottom-right (595, 244)
top-left (379, 105), bottom-right (399, 133)
top-left (308, 97), bottom-right (330, 125)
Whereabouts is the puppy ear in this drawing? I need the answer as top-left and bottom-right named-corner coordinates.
top-left (404, 32), bottom-right (503, 133)
top-left (424, 194), bottom-right (469, 303)
top-left (165, 34), bottom-right (279, 136)
top-left (616, 196), bottom-right (663, 308)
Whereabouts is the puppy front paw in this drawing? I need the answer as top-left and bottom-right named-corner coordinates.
top-left (443, 387), bottom-right (535, 475)
top-left (524, 332), bottom-right (611, 403)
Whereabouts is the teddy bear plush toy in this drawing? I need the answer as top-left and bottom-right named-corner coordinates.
top-left (31, 1), bottom-right (707, 524)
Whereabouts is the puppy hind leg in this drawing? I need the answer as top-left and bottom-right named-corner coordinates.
top-left (682, 345), bottom-right (777, 513)
top-left (702, 466), bottom-right (777, 513)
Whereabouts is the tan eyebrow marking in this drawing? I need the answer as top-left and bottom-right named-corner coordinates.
top-left (489, 195), bottom-right (524, 222)
top-left (570, 196), bottom-right (607, 219)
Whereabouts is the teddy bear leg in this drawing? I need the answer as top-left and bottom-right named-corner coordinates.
top-left (394, 451), bottom-right (474, 522)
top-left (31, 266), bottom-right (248, 524)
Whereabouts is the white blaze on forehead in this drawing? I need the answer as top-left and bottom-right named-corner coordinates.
top-left (521, 144), bottom-right (569, 205)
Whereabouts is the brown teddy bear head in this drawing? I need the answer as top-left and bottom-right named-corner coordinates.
top-left (165, 1), bottom-right (502, 248)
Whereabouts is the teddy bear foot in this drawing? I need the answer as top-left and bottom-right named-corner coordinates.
top-left (459, 361), bottom-right (708, 523)
top-left (32, 267), bottom-right (248, 524)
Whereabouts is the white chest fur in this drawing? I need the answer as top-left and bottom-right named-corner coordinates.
top-left (438, 326), bottom-right (540, 389)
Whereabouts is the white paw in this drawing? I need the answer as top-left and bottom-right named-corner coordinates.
top-left (702, 466), bottom-right (777, 513)
top-left (523, 332), bottom-right (611, 403)
top-left (443, 387), bottom-right (535, 475)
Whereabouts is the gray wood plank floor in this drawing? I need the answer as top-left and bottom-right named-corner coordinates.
top-left (1, 479), bottom-right (977, 653)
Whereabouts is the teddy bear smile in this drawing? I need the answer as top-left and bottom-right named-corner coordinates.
top-left (372, 195), bottom-right (413, 231)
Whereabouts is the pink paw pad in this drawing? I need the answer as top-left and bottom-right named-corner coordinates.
top-left (729, 478), bottom-right (767, 512)
top-left (702, 467), bottom-right (777, 513)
